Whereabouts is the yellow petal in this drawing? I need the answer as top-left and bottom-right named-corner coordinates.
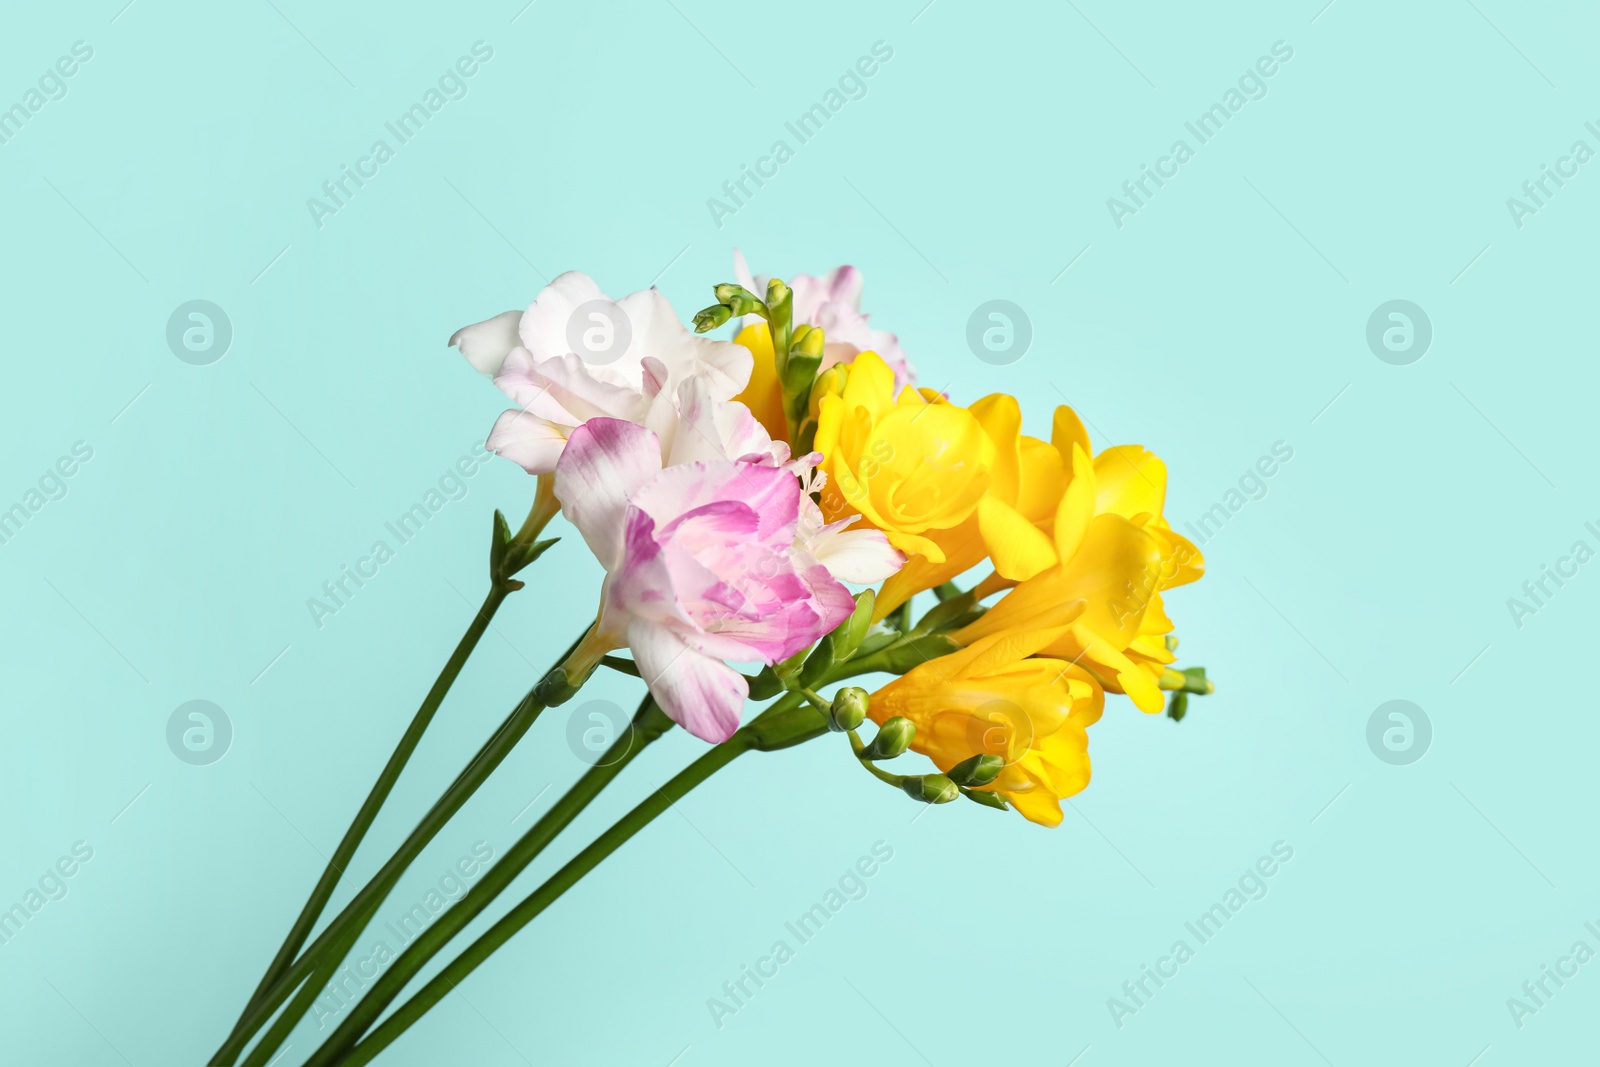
top-left (969, 394), bottom-right (1022, 502)
top-left (1051, 405), bottom-right (1091, 459)
top-left (731, 323), bottom-right (787, 442)
top-left (1094, 445), bottom-right (1167, 521)
top-left (1015, 436), bottom-right (1065, 524)
top-left (978, 496), bottom-right (1057, 581)
top-left (1053, 444), bottom-right (1095, 560)
top-left (839, 350), bottom-right (897, 420)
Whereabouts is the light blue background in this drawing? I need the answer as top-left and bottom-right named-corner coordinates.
top-left (2, 1), bottom-right (1594, 1064)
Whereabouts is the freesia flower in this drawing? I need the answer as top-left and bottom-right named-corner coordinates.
top-left (964, 406), bottom-right (1205, 710)
top-left (555, 418), bottom-right (896, 742)
top-left (810, 352), bottom-right (1059, 618)
top-left (451, 272), bottom-right (754, 474)
top-left (869, 624), bottom-right (1106, 827)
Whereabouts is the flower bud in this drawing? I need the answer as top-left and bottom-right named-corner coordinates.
top-left (829, 687), bottom-right (869, 733)
top-left (794, 324), bottom-right (825, 358)
top-left (1167, 690), bottom-right (1188, 722)
top-left (948, 753), bottom-right (1004, 787)
top-left (835, 590), bottom-right (875, 663)
top-left (1182, 666), bottom-right (1214, 694)
top-left (692, 304), bottom-right (733, 333)
top-left (864, 716), bottom-right (914, 760)
top-left (901, 774), bottom-right (959, 805)
top-left (807, 365), bottom-right (847, 422)
top-left (963, 787), bottom-right (1010, 811)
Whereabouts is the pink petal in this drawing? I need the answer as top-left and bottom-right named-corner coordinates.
top-left (631, 461), bottom-right (800, 545)
top-left (555, 419), bottom-right (663, 566)
top-left (629, 620), bottom-right (747, 742)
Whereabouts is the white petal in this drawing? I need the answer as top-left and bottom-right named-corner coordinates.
top-left (810, 517), bottom-right (904, 584)
top-left (616, 287), bottom-right (752, 399)
top-left (516, 271), bottom-right (612, 364)
top-left (450, 310), bottom-right (522, 376)
top-left (486, 410), bottom-right (568, 475)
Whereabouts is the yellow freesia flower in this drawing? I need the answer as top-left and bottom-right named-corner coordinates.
top-left (963, 405), bottom-right (1205, 712)
top-left (813, 352), bottom-right (1058, 618)
top-left (868, 623), bottom-right (1105, 827)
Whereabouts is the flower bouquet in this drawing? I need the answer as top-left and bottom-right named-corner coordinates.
top-left (209, 255), bottom-right (1211, 1066)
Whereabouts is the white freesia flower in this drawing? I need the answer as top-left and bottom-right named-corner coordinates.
top-left (450, 272), bottom-right (754, 474)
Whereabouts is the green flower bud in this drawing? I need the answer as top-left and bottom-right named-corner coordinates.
top-left (829, 687), bottom-right (869, 733)
top-left (713, 283), bottom-right (760, 305)
top-left (835, 590), bottom-right (875, 663)
top-left (948, 753), bottom-right (1004, 787)
top-left (692, 304), bottom-right (733, 333)
top-left (800, 590), bottom-right (876, 687)
top-left (901, 774), bottom-right (959, 805)
top-left (962, 787), bottom-right (1010, 811)
top-left (1167, 690), bottom-right (1188, 722)
top-left (864, 716), bottom-right (914, 760)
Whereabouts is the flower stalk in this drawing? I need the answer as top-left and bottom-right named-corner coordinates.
top-left (213, 488), bottom-right (560, 1065)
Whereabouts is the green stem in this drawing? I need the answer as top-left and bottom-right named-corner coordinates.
top-left (599, 654), bottom-right (641, 678)
top-left (322, 694), bottom-right (823, 1066)
top-left (216, 632), bottom-right (581, 1066)
top-left (211, 582), bottom-right (510, 1064)
top-left (302, 697), bottom-right (679, 1066)
top-left (847, 729), bottom-right (905, 786)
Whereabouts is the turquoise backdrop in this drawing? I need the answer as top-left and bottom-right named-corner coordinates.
top-left (2, 1), bottom-right (1595, 1064)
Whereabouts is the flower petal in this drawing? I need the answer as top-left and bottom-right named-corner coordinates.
top-left (554, 418), bottom-right (663, 566)
top-left (450, 310), bottom-right (522, 376)
top-left (629, 620), bottom-right (747, 742)
top-left (808, 518), bottom-right (903, 584)
top-left (977, 496), bottom-right (1057, 582)
top-left (487, 410), bottom-right (568, 475)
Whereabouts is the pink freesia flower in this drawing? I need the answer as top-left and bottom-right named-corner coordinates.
top-left (733, 251), bottom-right (915, 389)
top-left (450, 272), bottom-right (754, 474)
top-left (556, 418), bottom-right (896, 742)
